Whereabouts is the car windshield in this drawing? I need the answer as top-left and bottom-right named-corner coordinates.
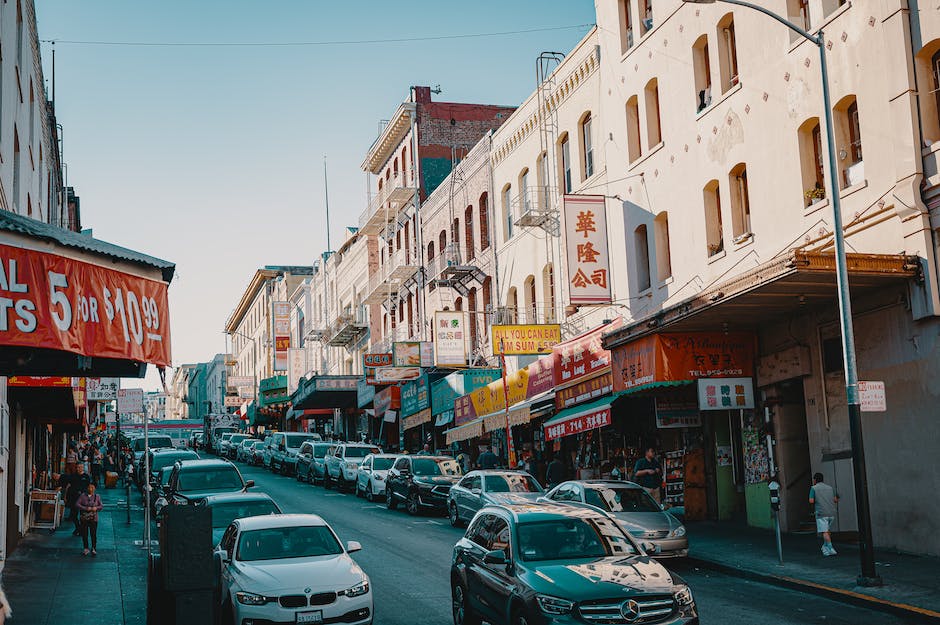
top-left (159, 469), bottom-right (173, 486)
top-left (486, 474), bottom-right (543, 494)
top-left (132, 439), bottom-right (146, 452)
top-left (240, 439), bottom-right (256, 447)
top-left (230, 435), bottom-right (249, 445)
top-left (345, 447), bottom-right (380, 459)
top-left (373, 458), bottom-right (395, 470)
top-left (178, 468), bottom-right (243, 492)
top-left (251, 442), bottom-right (265, 449)
top-left (584, 486), bottom-right (662, 513)
top-left (149, 436), bottom-right (174, 449)
top-left (517, 518), bottom-right (637, 561)
top-left (210, 500), bottom-right (280, 529)
top-left (285, 435), bottom-right (316, 450)
top-left (152, 452), bottom-right (197, 472)
top-left (413, 458), bottom-right (461, 476)
top-left (237, 525), bottom-right (343, 561)
top-left (313, 444), bottom-right (332, 459)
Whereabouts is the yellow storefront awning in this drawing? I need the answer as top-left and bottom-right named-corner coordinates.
top-left (481, 389), bottom-right (556, 432)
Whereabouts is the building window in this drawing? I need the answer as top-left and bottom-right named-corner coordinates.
top-left (455, 297), bottom-right (463, 312)
top-left (626, 96), bottom-right (642, 162)
top-left (507, 287), bottom-right (518, 323)
top-left (502, 184), bottom-right (513, 241)
top-left (559, 133), bottom-right (572, 193)
top-left (542, 264), bottom-right (556, 323)
top-left (401, 146), bottom-right (408, 183)
top-left (619, 0), bottom-right (634, 52)
top-left (482, 276), bottom-right (492, 311)
top-left (468, 287), bottom-right (478, 350)
top-left (787, 0), bottom-right (811, 34)
top-left (644, 79), bottom-right (662, 148)
top-left (915, 42), bottom-right (940, 144)
top-left (717, 15), bottom-right (739, 93)
top-left (523, 275), bottom-right (537, 324)
top-left (464, 205), bottom-right (475, 261)
top-left (393, 157), bottom-right (399, 178)
top-left (693, 35), bottom-right (712, 113)
top-left (580, 113), bottom-right (594, 180)
top-left (451, 218), bottom-right (460, 260)
top-left (439, 230), bottom-right (447, 263)
top-left (479, 192), bottom-right (490, 250)
top-left (407, 293), bottom-right (414, 337)
top-left (834, 96), bottom-right (863, 188)
top-left (729, 164), bottom-right (751, 240)
top-left (427, 242), bottom-right (436, 291)
top-left (704, 180), bottom-right (724, 256)
top-left (798, 118), bottom-right (825, 207)
top-left (639, 0), bottom-right (653, 35)
top-left (654, 212), bottom-right (672, 280)
top-left (536, 152), bottom-right (549, 209)
top-left (633, 225), bottom-right (652, 292)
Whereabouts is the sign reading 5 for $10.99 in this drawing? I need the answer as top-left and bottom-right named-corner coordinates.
top-left (0, 244), bottom-right (171, 366)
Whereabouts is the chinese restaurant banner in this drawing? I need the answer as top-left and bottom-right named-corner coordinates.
top-left (434, 311), bottom-right (467, 367)
top-left (0, 244), bottom-right (171, 366)
top-left (453, 354), bottom-right (555, 426)
top-left (544, 405), bottom-right (612, 441)
top-left (491, 324), bottom-right (561, 356)
top-left (272, 302), bottom-right (290, 371)
top-left (612, 332), bottom-right (756, 393)
top-left (563, 194), bottom-right (611, 304)
top-left (555, 318), bottom-right (622, 389)
top-left (555, 372), bottom-right (613, 409)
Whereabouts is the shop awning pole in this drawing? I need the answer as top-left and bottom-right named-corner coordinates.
top-left (499, 339), bottom-right (516, 469)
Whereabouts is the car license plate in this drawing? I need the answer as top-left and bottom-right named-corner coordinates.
top-left (296, 610), bottom-right (323, 624)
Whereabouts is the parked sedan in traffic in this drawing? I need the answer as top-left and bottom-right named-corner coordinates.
top-left (226, 434), bottom-right (253, 460)
top-left (247, 440), bottom-right (267, 466)
top-left (451, 503), bottom-right (698, 625)
top-left (447, 469), bottom-right (543, 527)
top-left (198, 491), bottom-right (282, 546)
top-left (324, 443), bottom-right (382, 491)
top-left (385, 455), bottom-right (462, 515)
top-left (541, 480), bottom-right (688, 558)
top-left (296, 442), bottom-right (335, 484)
top-left (165, 459), bottom-right (253, 509)
top-left (355, 454), bottom-right (399, 501)
top-left (235, 437), bottom-right (258, 463)
top-left (215, 514), bottom-right (372, 625)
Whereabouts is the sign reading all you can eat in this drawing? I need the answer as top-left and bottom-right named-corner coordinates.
top-left (491, 324), bottom-right (561, 355)
top-left (0, 244), bottom-right (171, 365)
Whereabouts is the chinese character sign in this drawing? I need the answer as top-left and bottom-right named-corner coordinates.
top-left (697, 377), bottom-right (755, 410)
top-left (272, 301), bottom-right (291, 371)
top-left (434, 311), bottom-right (467, 367)
top-left (563, 195), bottom-right (611, 305)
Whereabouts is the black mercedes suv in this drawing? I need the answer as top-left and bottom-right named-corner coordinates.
top-left (385, 455), bottom-right (462, 515)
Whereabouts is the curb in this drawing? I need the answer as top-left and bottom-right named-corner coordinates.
top-left (686, 555), bottom-right (940, 623)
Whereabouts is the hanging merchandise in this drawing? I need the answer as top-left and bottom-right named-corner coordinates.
top-left (663, 449), bottom-right (686, 507)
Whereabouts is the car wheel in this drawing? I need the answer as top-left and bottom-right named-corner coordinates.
top-left (296, 466), bottom-right (305, 482)
top-left (338, 474), bottom-right (347, 492)
top-left (386, 488), bottom-right (398, 510)
top-left (355, 481), bottom-right (363, 498)
top-left (510, 603), bottom-right (532, 625)
top-left (406, 490), bottom-right (421, 516)
top-left (324, 473), bottom-right (333, 490)
top-left (365, 481), bottom-right (375, 502)
top-left (452, 582), bottom-right (481, 625)
top-left (449, 502), bottom-right (463, 527)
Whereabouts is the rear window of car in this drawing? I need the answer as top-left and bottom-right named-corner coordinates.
top-left (485, 474), bottom-right (543, 494)
top-left (178, 467), bottom-right (243, 492)
top-left (285, 434), bottom-right (316, 449)
top-left (584, 486), bottom-right (662, 513)
top-left (344, 446), bottom-right (381, 458)
top-left (313, 444), bottom-right (332, 458)
top-left (230, 435), bottom-right (250, 445)
top-left (209, 500), bottom-right (280, 529)
top-left (149, 436), bottom-right (174, 449)
top-left (152, 452), bottom-right (198, 472)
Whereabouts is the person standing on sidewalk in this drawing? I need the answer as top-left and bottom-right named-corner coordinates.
top-left (88, 446), bottom-right (102, 487)
top-left (76, 483), bottom-right (103, 557)
top-left (66, 465), bottom-right (91, 536)
top-left (810, 472), bottom-right (840, 556)
top-left (546, 453), bottom-right (566, 488)
top-left (476, 446), bottom-right (499, 469)
top-left (634, 447), bottom-right (663, 504)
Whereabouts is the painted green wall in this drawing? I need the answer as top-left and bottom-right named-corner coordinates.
top-left (746, 482), bottom-right (773, 529)
top-left (421, 158), bottom-right (453, 197)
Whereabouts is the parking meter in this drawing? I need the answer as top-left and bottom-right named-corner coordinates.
top-left (768, 480), bottom-right (781, 511)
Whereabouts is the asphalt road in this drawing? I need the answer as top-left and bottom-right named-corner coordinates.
top-left (229, 457), bottom-right (909, 625)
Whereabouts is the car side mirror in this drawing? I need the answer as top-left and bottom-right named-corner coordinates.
top-left (346, 540), bottom-right (362, 553)
top-left (483, 549), bottom-right (508, 565)
top-left (641, 541), bottom-right (659, 554)
top-left (243, 480), bottom-right (255, 490)
top-left (470, 488), bottom-right (482, 496)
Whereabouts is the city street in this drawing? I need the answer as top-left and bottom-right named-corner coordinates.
top-left (231, 458), bottom-right (911, 625)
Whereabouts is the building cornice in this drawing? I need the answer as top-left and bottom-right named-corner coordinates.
top-left (361, 102), bottom-right (416, 174)
top-left (225, 269), bottom-right (279, 333)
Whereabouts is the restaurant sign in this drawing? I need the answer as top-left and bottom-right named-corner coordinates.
top-left (544, 405), bottom-right (611, 441)
top-left (491, 324), bottom-right (561, 356)
top-left (363, 353), bottom-right (393, 386)
top-left (0, 244), bottom-right (171, 365)
top-left (555, 318), bottom-right (622, 389)
top-left (453, 354), bottom-right (555, 426)
top-left (555, 372), bottom-right (613, 409)
top-left (400, 374), bottom-right (430, 417)
top-left (272, 301), bottom-right (290, 371)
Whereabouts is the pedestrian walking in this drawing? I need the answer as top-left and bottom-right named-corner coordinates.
top-left (66, 464), bottom-right (91, 536)
top-left (417, 443), bottom-right (432, 456)
top-left (76, 483), bottom-right (103, 557)
top-left (633, 447), bottom-right (663, 504)
top-left (476, 446), bottom-right (499, 469)
top-left (89, 447), bottom-right (102, 487)
top-left (0, 581), bottom-right (12, 624)
top-left (65, 445), bottom-right (79, 475)
top-left (546, 453), bottom-right (566, 488)
top-left (810, 472), bottom-right (840, 556)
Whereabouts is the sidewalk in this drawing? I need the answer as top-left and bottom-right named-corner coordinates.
top-left (2, 483), bottom-right (149, 625)
top-left (686, 521), bottom-right (940, 622)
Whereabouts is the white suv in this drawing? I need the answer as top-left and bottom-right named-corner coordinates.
top-left (355, 454), bottom-right (400, 502)
top-left (323, 444), bottom-right (382, 492)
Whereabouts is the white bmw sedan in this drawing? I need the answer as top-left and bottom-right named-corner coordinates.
top-left (215, 513), bottom-right (372, 625)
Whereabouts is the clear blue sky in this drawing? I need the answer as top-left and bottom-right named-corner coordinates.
top-left (35, 1), bottom-right (596, 390)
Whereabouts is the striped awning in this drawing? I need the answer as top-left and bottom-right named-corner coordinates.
top-left (401, 408), bottom-right (432, 432)
top-left (482, 389), bottom-right (556, 432)
top-left (445, 417), bottom-right (485, 444)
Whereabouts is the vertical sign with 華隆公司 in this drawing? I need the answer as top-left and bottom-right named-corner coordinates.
top-left (563, 194), bottom-right (611, 305)
top-left (272, 301), bottom-right (290, 371)
top-left (287, 348), bottom-right (307, 394)
top-left (434, 311), bottom-right (467, 367)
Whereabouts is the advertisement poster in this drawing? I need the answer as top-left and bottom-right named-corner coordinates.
top-left (393, 341), bottom-right (434, 367)
top-left (374, 366), bottom-right (422, 384)
top-left (563, 194), bottom-right (612, 304)
top-left (491, 324), bottom-right (561, 355)
top-left (0, 243), bottom-right (171, 365)
top-left (363, 353), bottom-right (393, 385)
top-left (434, 311), bottom-right (467, 367)
top-left (453, 354), bottom-right (555, 426)
top-left (742, 412), bottom-right (770, 484)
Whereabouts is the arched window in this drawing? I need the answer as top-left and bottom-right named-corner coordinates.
top-left (468, 287), bottom-right (478, 349)
top-left (439, 230), bottom-right (447, 258)
top-left (626, 96), bottom-right (641, 162)
top-left (654, 212), bottom-right (672, 280)
top-left (464, 205), bottom-right (475, 261)
top-left (455, 297), bottom-right (463, 312)
top-left (729, 163), bottom-right (751, 239)
top-left (502, 184), bottom-right (513, 241)
top-left (558, 133), bottom-right (572, 193)
top-left (542, 264), bottom-right (556, 323)
top-left (393, 158), bottom-right (399, 178)
top-left (507, 287), bottom-right (518, 323)
top-left (427, 242), bottom-right (436, 291)
top-left (524, 275), bottom-right (537, 324)
top-left (618, 0), bottom-right (634, 53)
top-left (401, 146), bottom-right (408, 183)
top-left (693, 35), bottom-right (712, 112)
top-left (798, 118), bottom-right (825, 207)
top-left (451, 218), bottom-right (461, 260)
top-left (634, 225), bottom-right (651, 292)
top-left (579, 112), bottom-right (594, 180)
top-left (834, 95), bottom-right (863, 188)
top-left (644, 79), bottom-right (662, 148)
top-left (704, 180), bottom-right (723, 256)
top-left (519, 168), bottom-right (531, 214)
top-left (717, 14), bottom-right (739, 93)
top-left (479, 192), bottom-right (490, 250)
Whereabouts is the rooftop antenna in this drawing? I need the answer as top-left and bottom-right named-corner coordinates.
top-left (323, 156), bottom-right (332, 253)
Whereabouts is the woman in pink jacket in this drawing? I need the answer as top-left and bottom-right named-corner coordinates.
top-left (76, 483), bottom-right (104, 557)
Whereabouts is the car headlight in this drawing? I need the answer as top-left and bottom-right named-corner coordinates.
top-left (672, 526), bottom-right (686, 538)
top-left (346, 461), bottom-right (359, 470)
top-left (674, 585), bottom-right (694, 606)
top-left (536, 594), bottom-right (574, 615)
top-left (236, 591), bottom-right (273, 605)
top-left (340, 580), bottom-right (370, 598)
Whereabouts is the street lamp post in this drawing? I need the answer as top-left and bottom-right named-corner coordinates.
top-left (684, 0), bottom-right (881, 586)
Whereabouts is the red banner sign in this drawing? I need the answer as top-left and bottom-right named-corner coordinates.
top-left (0, 244), bottom-right (171, 365)
top-left (544, 406), bottom-right (611, 441)
top-left (7, 376), bottom-right (73, 387)
top-left (554, 318), bottom-right (622, 389)
top-left (555, 372), bottom-right (613, 409)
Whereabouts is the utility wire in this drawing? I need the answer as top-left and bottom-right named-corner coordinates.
top-left (40, 23), bottom-right (594, 48)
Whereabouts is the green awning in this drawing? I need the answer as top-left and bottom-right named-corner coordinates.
top-left (542, 394), bottom-right (620, 430)
top-left (259, 375), bottom-right (289, 407)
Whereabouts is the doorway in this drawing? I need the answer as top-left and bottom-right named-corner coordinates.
top-left (768, 379), bottom-right (813, 532)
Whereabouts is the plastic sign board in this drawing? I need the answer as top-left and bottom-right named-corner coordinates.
top-left (117, 388), bottom-right (144, 414)
top-left (0, 244), bottom-right (172, 365)
top-left (697, 377), bottom-right (755, 410)
top-left (563, 195), bottom-right (611, 305)
top-left (87, 377), bottom-right (119, 401)
top-left (491, 324), bottom-right (561, 356)
top-left (288, 348), bottom-right (307, 394)
top-left (374, 367), bottom-right (422, 384)
top-left (272, 301), bottom-right (291, 371)
top-left (223, 396), bottom-right (243, 407)
top-left (393, 341), bottom-right (434, 367)
top-left (227, 376), bottom-right (253, 389)
top-left (859, 381), bottom-right (886, 412)
top-left (434, 311), bottom-right (467, 367)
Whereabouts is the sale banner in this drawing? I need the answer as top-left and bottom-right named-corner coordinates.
top-left (0, 244), bottom-right (171, 365)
